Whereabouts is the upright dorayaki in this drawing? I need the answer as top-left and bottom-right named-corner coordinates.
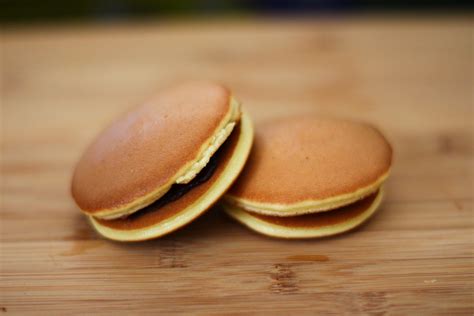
top-left (223, 116), bottom-right (392, 239)
top-left (71, 81), bottom-right (253, 241)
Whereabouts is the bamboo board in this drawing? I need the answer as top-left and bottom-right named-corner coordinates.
top-left (1, 16), bottom-right (473, 315)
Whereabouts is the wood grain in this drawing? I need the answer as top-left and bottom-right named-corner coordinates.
top-left (1, 16), bottom-right (473, 315)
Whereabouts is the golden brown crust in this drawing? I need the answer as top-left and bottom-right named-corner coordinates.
top-left (228, 116), bottom-right (392, 205)
top-left (223, 188), bottom-right (383, 239)
top-left (251, 191), bottom-right (377, 228)
top-left (95, 122), bottom-right (241, 230)
top-left (71, 81), bottom-right (231, 213)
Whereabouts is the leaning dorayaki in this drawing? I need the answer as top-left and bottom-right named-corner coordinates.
top-left (71, 81), bottom-right (253, 241)
top-left (222, 116), bottom-right (392, 239)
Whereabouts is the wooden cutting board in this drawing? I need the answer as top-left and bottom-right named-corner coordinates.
top-left (1, 16), bottom-right (473, 315)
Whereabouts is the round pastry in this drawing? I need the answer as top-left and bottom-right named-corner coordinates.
top-left (71, 81), bottom-right (253, 241)
top-left (222, 115), bottom-right (392, 239)
top-left (224, 116), bottom-right (392, 217)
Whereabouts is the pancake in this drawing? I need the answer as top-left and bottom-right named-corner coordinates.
top-left (72, 81), bottom-right (241, 219)
top-left (223, 189), bottom-right (383, 239)
top-left (90, 112), bottom-right (253, 241)
top-left (225, 116), bottom-right (392, 217)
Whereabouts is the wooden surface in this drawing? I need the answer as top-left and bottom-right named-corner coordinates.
top-left (1, 16), bottom-right (473, 315)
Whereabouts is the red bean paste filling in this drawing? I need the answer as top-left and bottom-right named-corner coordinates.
top-left (120, 133), bottom-right (228, 220)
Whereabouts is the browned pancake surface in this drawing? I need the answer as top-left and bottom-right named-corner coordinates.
top-left (96, 123), bottom-right (241, 230)
top-left (72, 81), bottom-right (231, 212)
top-left (252, 191), bottom-right (378, 228)
top-left (229, 116), bottom-right (392, 204)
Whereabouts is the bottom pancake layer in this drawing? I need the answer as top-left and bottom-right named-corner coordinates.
top-left (223, 188), bottom-right (383, 239)
top-left (89, 111), bottom-right (253, 241)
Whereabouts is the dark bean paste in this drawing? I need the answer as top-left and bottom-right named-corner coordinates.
top-left (122, 138), bottom-right (225, 220)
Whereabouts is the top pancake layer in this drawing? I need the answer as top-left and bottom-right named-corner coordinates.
top-left (72, 81), bottom-right (234, 215)
top-left (228, 116), bottom-right (392, 205)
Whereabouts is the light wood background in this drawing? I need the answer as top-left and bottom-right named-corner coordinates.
top-left (1, 16), bottom-right (473, 315)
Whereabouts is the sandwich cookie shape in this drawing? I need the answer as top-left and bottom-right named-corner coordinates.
top-left (71, 81), bottom-right (253, 241)
top-left (223, 116), bottom-right (392, 238)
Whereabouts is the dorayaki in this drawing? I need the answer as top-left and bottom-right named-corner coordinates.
top-left (71, 81), bottom-right (253, 241)
top-left (223, 116), bottom-right (392, 238)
